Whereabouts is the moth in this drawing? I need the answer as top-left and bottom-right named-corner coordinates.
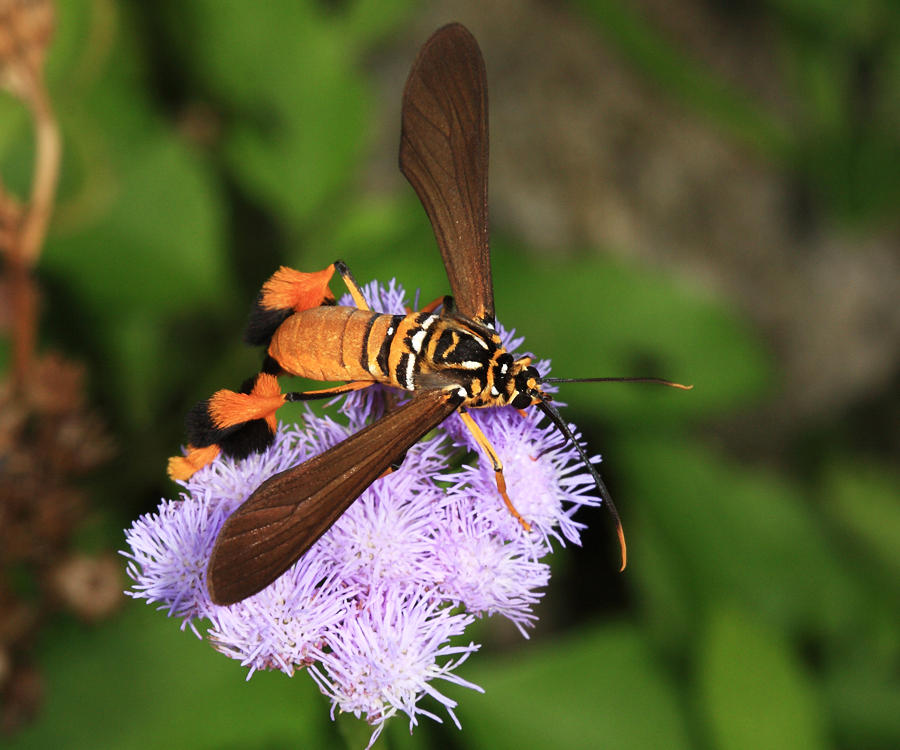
top-left (168, 23), bottom-right (687, 606)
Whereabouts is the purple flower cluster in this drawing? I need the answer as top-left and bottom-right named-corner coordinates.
top-left (123, 280), bottom-right (602, 746)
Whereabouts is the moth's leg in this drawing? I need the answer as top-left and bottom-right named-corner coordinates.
top-left (285, 380), bottom-right (375, 401)
top-left (334, 260), bottom-right (370, 311)
top-left (458, 409), bottom-right (532, 531)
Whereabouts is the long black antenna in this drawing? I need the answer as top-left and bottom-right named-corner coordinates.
top-left (543, 376), bottom-right (692, 389)
top-left (535, 397), bottom-right (627, 571)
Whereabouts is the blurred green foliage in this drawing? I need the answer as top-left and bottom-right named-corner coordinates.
top-left (2, 0), bottom-right (898, 748)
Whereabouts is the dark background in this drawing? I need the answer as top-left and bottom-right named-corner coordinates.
top-left (2, 0), bottom-right (898, 748)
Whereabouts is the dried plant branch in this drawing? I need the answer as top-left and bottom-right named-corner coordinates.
top-left (18, 68), bottom-right (60, 267)
top-left (0, 0), bottom-right (59, 388)
top-left (0, 3), bottom-right (118, 735)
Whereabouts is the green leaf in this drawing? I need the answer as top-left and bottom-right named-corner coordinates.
top-left (822, 459), bottom-right (900, 585)
top-left (8, 604), bottom-right (336, 750)
top-left (0, 94), bottom-right (31, 193)
top-left (455, 624), bottom-right (693, 750)
top-left (161, 0), bottom-right (376, 228)
top-left (490, 242), bottom-right (772, 424)
top-left (43, 131), bottom-right (229, 318)
top-left (823, 656), bottom-right (900, 748)
top-left (697, 605), bottom-right (829, 750)
top-left (620, 436), bottom-right (860, 645)
top-left (343, 0), bottom-right (417, 45)
top-left (39, 2), bottom-right (232, 326)
top-left (316, 196), bottom-right (420, 267)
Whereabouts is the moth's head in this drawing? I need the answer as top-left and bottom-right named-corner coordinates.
top-left (505, 356), bottom-right (543, 408)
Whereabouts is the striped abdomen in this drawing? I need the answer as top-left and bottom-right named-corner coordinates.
top-left (268, 306), bottom-right (439, 389)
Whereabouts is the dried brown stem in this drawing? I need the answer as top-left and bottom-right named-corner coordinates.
top-left (19, 70), bottom-right (60, 267)
top-left (0, 0), bottom-right (60, 390)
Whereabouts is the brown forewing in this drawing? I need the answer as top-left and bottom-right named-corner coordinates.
top-left (399, 23), bottom-right (494, 325)
top-left (207, 388), bottom-right (461, 605)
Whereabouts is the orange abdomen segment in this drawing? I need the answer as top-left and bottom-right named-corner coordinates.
top-left (268, 306), bottom-right (390, 383)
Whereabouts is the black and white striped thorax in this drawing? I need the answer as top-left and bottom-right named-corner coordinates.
top-left (413, 314), bottom-right (541, 407)
top-left (357, 309), bottom-right (542, 407)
